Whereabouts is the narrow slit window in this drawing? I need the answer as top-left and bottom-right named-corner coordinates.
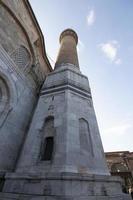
top-left (42, 137), bottom-right (54, 161)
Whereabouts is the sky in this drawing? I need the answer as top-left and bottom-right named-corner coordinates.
top-left (29, 0), bottom-right (133, 152)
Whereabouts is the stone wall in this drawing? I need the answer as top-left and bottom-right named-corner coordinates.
top-left (0, 0), bottom-right (52, 84)
top-left (105, 151), bottom-right (133, 192)
top-left (0, 0), bottom-right (52, 172)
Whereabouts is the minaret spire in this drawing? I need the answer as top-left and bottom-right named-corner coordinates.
top-left (55, 28), bottom-right (79, 69)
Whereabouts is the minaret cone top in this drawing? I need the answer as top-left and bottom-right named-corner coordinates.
top-left (55, 29), bottom-right (79, 69)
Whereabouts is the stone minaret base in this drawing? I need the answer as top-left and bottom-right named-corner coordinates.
top-left (0, 172), bottom-right (131, 200)
top-left (0, 64), bottom-right (131, 200)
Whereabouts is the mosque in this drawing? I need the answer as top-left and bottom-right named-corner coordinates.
top-left (0, 0), bottom-right (132, 199)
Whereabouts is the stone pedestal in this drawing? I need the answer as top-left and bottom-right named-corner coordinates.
top-left (0, 172), bottom-right (132, 200)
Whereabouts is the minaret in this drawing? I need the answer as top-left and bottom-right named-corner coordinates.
top-left (2, 29), bottom-right (131, 200)
top-left (16, 29), bottom-right (109, 175)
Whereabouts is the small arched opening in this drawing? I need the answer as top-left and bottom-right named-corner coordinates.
top-left (79, 118), bottom-right (94, 156)
top-left (40, 116), bottom-right (55, 161)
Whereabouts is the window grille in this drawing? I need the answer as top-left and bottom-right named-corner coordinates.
top-left (11, 46), bottom-right (31, 69)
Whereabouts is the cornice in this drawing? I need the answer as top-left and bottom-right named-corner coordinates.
top-left (23, 0), bottom-right (53, 72)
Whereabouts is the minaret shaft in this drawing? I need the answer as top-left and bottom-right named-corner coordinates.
top-left (55, 29), bottom-right (79, 68)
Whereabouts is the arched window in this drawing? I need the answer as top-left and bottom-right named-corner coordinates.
top-left (0, 77), bottom-right (10, 126)
top-left (41, 116), bottom-right (55, 161)
top-left (10, 45), bottom-right (31, 69)
top-left (111, 163), bottom-right (129, 173)
top-left (79, 118), bottom-right (93, 156)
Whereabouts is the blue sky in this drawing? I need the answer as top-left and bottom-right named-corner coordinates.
top-left (29, 0), bottom-right (133, 152)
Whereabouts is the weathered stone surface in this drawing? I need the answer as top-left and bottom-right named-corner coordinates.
top-left (0, 0), bottom-right (51, 172)
top-left (0, 172), bottom-right (131, 199)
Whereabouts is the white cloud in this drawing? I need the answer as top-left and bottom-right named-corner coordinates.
top-left (99, 41), bottom-right (117, 61)
top-left (103, 124), bottom-right (132, 136)
top-left (115, 58), bottom-right (122, 65)
top-left (103, 118), bottom-right (133, 136)
top-left (87, 9), bottom-right (95, 26)
top-left (99, 40), bottom-right (122, 64)
top-left (77, 39), bottom-right (85, 53)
